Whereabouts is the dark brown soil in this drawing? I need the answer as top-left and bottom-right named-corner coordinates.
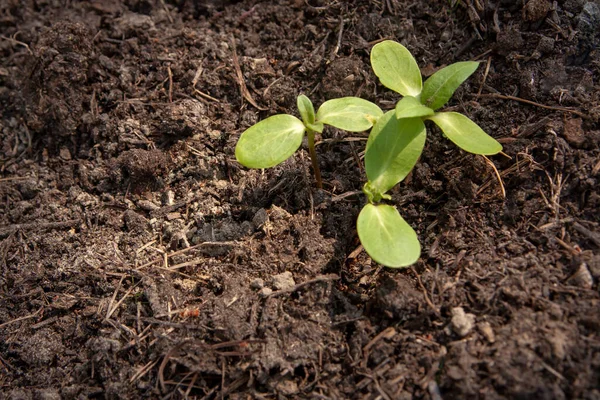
top-left (1, 0), bottom-right (599, 399)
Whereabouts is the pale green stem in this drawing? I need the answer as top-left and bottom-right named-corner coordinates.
top-left (306, 129), bottom-right (322, 189)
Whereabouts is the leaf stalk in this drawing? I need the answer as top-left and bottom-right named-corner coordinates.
top-left (306, 128), bottom-right (323, 189)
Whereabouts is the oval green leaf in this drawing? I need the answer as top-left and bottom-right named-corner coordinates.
top-left (235, 114), bottom-right (306, 168)
top-left (421, 61), bottom-right (479, 110)
top-left (365, 111), bottom-right (426, 195)
top-left (426, 112), bottom-right (502, 155)
top-left (395, 96), bottom-right (434, 119)
top-left (315, 97), bottom-right (383, 132)
top-left (297, 94), bottom-right (316, 126)
top-left (371, 40), bottom-right (422, 97)
top-left (357, 203), bottom-right (420, 268)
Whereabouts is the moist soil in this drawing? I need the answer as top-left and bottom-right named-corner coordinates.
top-left (1, 0), bottom-right (599, 399)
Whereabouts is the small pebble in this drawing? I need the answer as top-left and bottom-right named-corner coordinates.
top-left (273, 378), bottom-right (298, 396)
top-left (578, 2), bottom-right (600, 34)
top-left (477, 321), bottom-right (496, 343)
top-left (537, 36), bottom-right (555, 53)
top-left (252, 208), bottom-right (268, 229)
top-left (162, 190), bottom-right (174, 206)
top-left (568, 263), bottom-right (594, 289)
top-left (250, 278), bottom-right (264, 290)
top-left (59, 147), bottom-right (72, 161)
top-left (523, 0), bottom-right (551, 21)
top-left (587, 254), bottom-right (600, 279)
top-left (166, 212), bottom-right (181, 221)
top-left (137, 200), bottom-right (159, 211)
top-left (450, 307), bottom-right (475, 337)
top-left (259, 287), bottom-right (273, 298)
top-left (272, 271), bottom-right (295, 291)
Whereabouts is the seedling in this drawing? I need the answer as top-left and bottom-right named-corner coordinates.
top-left (234, 41), bottom-right (502, 269)
top-left (235, 95), bottom-right (382, 188)
top-left (357, 111), bottom-right (425, 267)
top-left (356, 40), bottom-right (503, 267)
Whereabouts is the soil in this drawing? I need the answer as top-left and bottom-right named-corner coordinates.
top-left (1, 0), bottom-right (599, 399)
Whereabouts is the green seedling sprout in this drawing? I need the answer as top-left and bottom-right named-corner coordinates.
top-left (358, 111), bottom-right (425, 267)
top-left (356, 40), bottom-right (503, 268)
top-left (234, 41), bottom-right (502, 269)
top-left (235, 95), bottom-right (382, 188)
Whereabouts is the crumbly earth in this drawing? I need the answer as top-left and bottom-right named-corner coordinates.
top-left (1, 0), bottom-right (599, 399)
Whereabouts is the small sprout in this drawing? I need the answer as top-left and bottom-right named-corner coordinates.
top-left (297, 94), bottom-right (324, 133)
top-left (362, 182), bottom-right (391, 204)
top-left (354, 40), bottom-right (503, 268)
top-left (357, 111), bottom-right (425, 268)
top-left (235, 94), bottom-right (382, 188)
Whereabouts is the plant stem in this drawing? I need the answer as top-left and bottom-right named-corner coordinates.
top-left (306, 129), bottom-right (323, 189)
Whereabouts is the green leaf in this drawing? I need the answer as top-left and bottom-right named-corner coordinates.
top-left (357, 203), bottom-right (420, 268)
top-left (365, 111), bottom-right (426, 195)
top-left (235, 114), bottom-right (306, 168)
top-left (426, 112), bottom-right (502, 155)
top-left (370, 40), bottom-right (422, 97)
top-left (395, 96), bottom-right (434, 119)
top-left (315, 97), bottom-right (383, 132)
top-left (306, 121), bottom-right (324, 133)
top-left (421, 61), bottom-right (479, 110)
top-left (297, 94), bottom-right (316, 126)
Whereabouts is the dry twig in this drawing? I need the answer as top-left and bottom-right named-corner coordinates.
top-left (481, 155), bottom-right (506, 198)
top-left (0, 219), bottom-right (80, 239)
top-left (0, 307), bottom-right (43, 329)
top-left (477, 93), bottom-right (588, 119)
top-left (230, 36), bottom-right (266, 110)
top-left (266, 274), bottom-right (340, 297)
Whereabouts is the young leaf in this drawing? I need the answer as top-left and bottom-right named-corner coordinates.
top-left (315, 97), bottom-right (383, 132)
top-left (357, 203), bottom-right (420, 268)
top-left (235, 115), bottom-right (306, 168)
top-left (365, 111), bottom-right (426, 195)
top-left (395, 96), bottom-right (434, 119)
top-left (421, 61), bottom-right (479, 110)
top-left (306, 121), bottom-right (324, 133)
top-left (297, 94), bottom-right (316, 126)
top-left (362, 181), bottom-right (391, 204)
top-left (426, 112), bottom-right (502, 155)
top-left (370, 40), bottom-right (422, 97)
